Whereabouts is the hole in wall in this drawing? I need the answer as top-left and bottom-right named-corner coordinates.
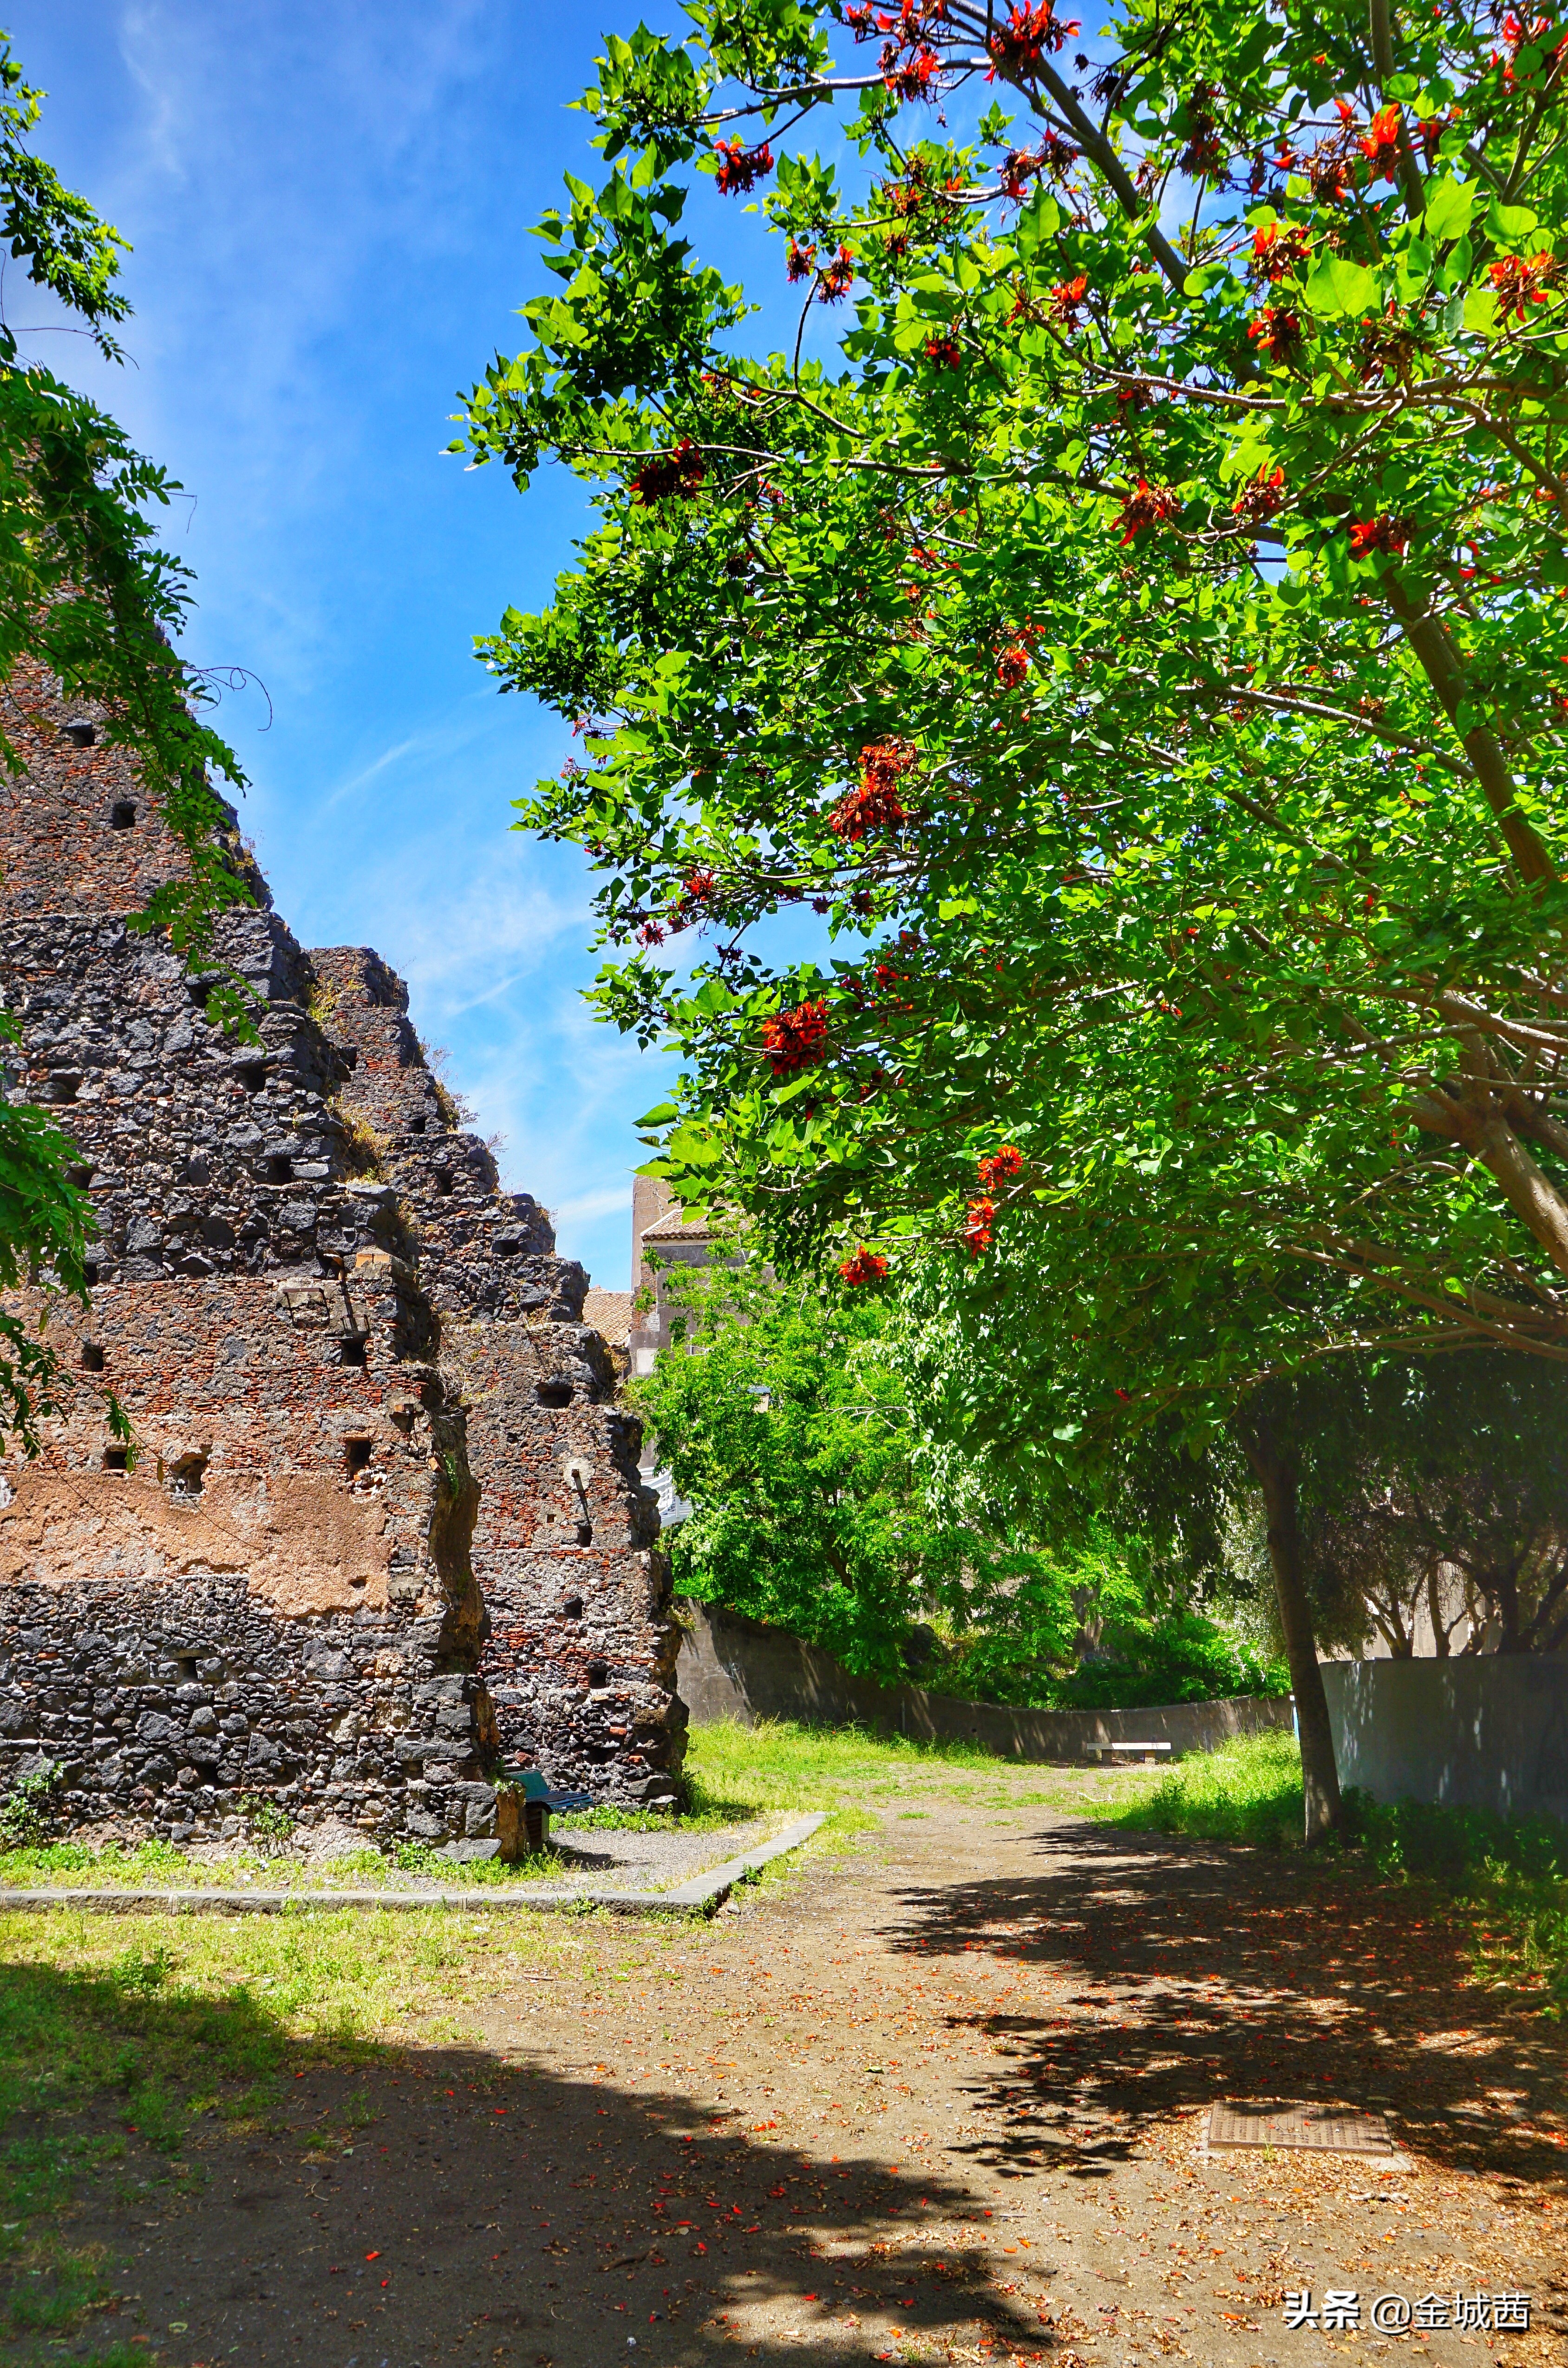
top-left (169, 1453), bottom-right (207, 1499)
top-left (109, 800), bottom-right (137, 831)
top-left (409, 1115), bottom-right (427, 1136)
top-left (67, 1165), bottom-right (93, 1190)
top-left (561, 1596), bottom-right (583, 1621)
top-left (343, 1437), bottom-right (373, 1477)
top-left (173, 1653), bottom-right (198, 1683)
top-left (432, 1168), bottom-right (454, 1196)
top-left (82, 1260), bottom-right (100, 1287)
top-left (494, 1234), bottom-right (522, 1257)
top-left (586, 1662), bottom-right (609, 1691)
top-left (46, 1072), bottom-right (81, 1104)
top-left (536, 1378), bottom-right (573, 1409)
top-left (235, 1061), bottom-right (267, 1095)
top-left (102, 1445), bottom-right (129, 1473)
top-left (60, 719), bottom-right (97, 748)
top-left (262, 1154), bottom-right (292, 1185)
top-left (80, 1340), bottom-right (105, 1373)
top-left (337, 1336), bottom-right (368, 1367)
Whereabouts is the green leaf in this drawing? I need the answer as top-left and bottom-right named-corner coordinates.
top-left (1421, 175), bottom-right (1476, 244)
top-left (1302, 254), bottom-right (1381, 317)
top-left (635, 1101), bottom-right (680, 1126)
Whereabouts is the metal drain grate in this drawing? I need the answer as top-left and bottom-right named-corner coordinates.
top-left (1209, 2101), bottom-right (1394, 2154)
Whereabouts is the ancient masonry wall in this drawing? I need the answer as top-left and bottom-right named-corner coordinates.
top-left (0, 663), bottom-right (683, 1852)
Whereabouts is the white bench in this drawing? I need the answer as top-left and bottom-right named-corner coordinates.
top-left (1085, 1740), bottom-right (1174, 1764)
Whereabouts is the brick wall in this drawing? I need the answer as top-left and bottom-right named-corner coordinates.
top-left (0, 663), bottom-right (683, 1855)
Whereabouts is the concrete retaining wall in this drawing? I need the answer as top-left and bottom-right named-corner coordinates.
top-left (1323, 1654), bottom-right (1568, 1823)
top-left (674, 1597), bottom-right (1294, 1763)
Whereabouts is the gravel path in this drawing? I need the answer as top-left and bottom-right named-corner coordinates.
top-left (7, 1777), bottom-right (1565, 2368)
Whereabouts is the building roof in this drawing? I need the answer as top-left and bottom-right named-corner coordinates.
top-left (640, 1211), bottom-right (713, 1244)
top-left (582, 1288), bottom-right (634, 1348)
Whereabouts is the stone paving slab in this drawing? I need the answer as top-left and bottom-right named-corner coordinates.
top-left (0, 1810), bottom-right (828, 1917)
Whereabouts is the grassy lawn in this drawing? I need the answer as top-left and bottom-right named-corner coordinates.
top-left (1089, 1725), bottom-right (1568, 2015)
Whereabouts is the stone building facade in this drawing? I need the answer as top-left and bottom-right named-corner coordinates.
top-left (0, 663), bottom-right (684, 1854)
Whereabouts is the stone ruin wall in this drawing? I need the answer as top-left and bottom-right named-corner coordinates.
top-left (0, 661), bottom-right (684, 1856)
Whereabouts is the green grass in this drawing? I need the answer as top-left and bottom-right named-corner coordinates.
top-left (1093, 1727), bottom-right (1568, 2014)
top-left (681, 1712), bottom-right (1035, 1818)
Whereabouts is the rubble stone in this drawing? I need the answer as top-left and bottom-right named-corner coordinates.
top-left (0, 662), bottom-right (685, 1850)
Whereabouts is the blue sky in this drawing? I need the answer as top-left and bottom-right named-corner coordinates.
top-left (7, 0), bottom-right (766, 1290)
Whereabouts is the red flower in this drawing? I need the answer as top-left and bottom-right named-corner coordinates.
top-left (787, 237), bottom-right (819, 283)
top-left (762, 998), bottom-right (831, 1076)
top-left (1347, 514), bottom-right (1408, 557)
top-left (1113, 479), bottom-right (1179, 544)
top-left (1490, 250), bottom-right (1564, 322)
top-left (923, 334), bottom-right (963, 367)
top-left (964, 1196), bottom-right (996, 1256)
top-left (976, 1144), bottom-right (1023, 1188)
top-left (996, 644), bottom-right (1029, 689)
top-left (1048, 273), bottom-right (1089, 327)
top-left (1250, 222), bottom-right (1311, 282)
top-left (683, 870), bottom-right (716, 903)
top-left (1232, 466), bottom-right (1287, 524)
top-left (635, 919), bottom-right (667, 948)
top-left (713, 138), bottom-right (774, 196)
top-left (883, 41), bottom-right (942, 100)
top-left (839, 1247), bottom-right (890, 1286)
top-left (628, 438), bottom-right (706, 505)
top-left (1248, 306), bottom-right (1302, 362)
top-left (987, 2), bottom-right (1077, 78)
top-left (1359, 102), bottom-right (1402, 177)
top-left (819, 245), bottom-right (856, 302)
top-left (830, 742), bottom-right (916, 839)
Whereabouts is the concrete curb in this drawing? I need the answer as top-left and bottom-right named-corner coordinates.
top-left (0, 1810), bottom-right (831, 1921)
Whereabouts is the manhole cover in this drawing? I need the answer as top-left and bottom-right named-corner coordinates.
top-left (1209, 2101), bottom-right (1393, 2154)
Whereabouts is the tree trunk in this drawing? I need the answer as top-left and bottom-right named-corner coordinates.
top-left (1237, 1409), bottom-right (1343, 1842)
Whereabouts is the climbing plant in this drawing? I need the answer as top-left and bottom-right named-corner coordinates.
top-left (0, 35), bottom-right (250, 1447)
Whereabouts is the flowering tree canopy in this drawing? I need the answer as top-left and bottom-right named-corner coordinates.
top-left (461, 0), bottom-right (1568, 1406)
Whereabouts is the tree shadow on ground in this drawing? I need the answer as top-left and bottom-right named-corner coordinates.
top-left (0, 1954), bottom-right (1073, 2368)
top-left (877, 1815), bottom-right (1568, 2192)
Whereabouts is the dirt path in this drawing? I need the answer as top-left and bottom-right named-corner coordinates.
top-left (11, 1785), bottom-right (1568, 2368)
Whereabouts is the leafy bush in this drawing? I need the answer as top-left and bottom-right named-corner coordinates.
top-left (0, 1761), bottom-right (63, 1849)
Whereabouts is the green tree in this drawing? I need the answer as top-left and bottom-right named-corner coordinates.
top-left (1294, 1350), bottom-right (1568, 1657)
top-left (631, 1255), bottom-right (973, 1680)
top-left (460, 0), bottom-right (1568, 1826)
top-left (0, 34), bottom-right (251, 1446)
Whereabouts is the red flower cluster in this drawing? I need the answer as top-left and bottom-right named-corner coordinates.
top-left (713, 138), bottom-right (774, 195)
top-left (996, 644), bottom-right (1030, 689)
top-left (976, 1144), bottom-right (1024, 1188)
top-left (964, 1196), bottom-right (996, 1256)
top-left (839, 1247), bottom-right (890, 1286)
top-left (629, 438), bottom-right (706, 505)
top-left (883, 41), bottom-right (941, 98)
top-left (1347, 515), bottom-right (1408, 557)
top-left (1248, 306), bottom-right (1303, 362)
top-left (1490, 250), bottom-right (1564, 322)
top-left (1232, 466), bottom-right (1287, 525)
top-left (763, 998), bottom-right (831, 1076)
top-left (830, 742), bottom-right (916, 839)
top-left (636, 919), bottom-right (667, 948)
top-left (1113, 479), bottom-right (1179, 544)
top-left (787, 237), bottom-right (818, 283)
top-left (819, 245), bottom-right (856, 302)
top-left (987, 2), bottom-right (1076, 77)
top-left (1178, 86), bottom-right (1225, 178)
top-left (1250, 222), bottom-right (1311, 282)
top-left (923, 333), bottom-right (963, 367)
top-left (1048, 273), bottom-right (1089, 326)
top-left (1359, 102), bottom-right (1402, 177)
